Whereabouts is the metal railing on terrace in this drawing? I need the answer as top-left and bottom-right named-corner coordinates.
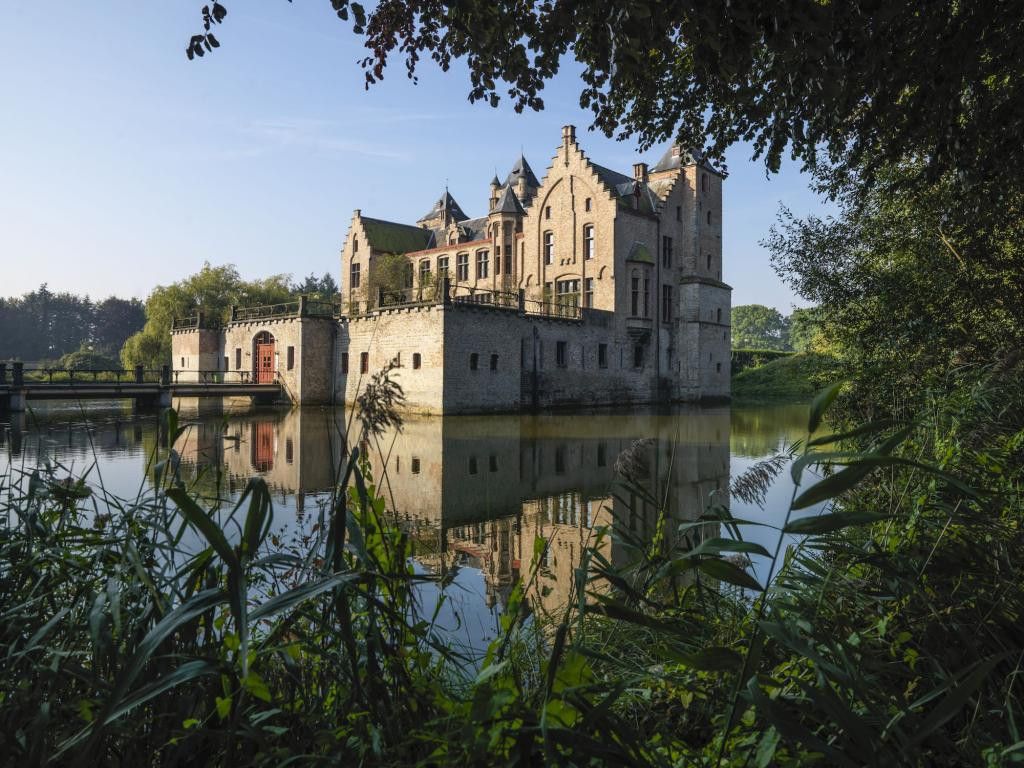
top-left (0, 363), bottom-right (169, 386)
top-left (171, 369), bottom-right (279, 384)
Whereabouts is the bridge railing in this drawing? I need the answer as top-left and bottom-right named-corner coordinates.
top-left (171, 370), bottom-right (280, 385)
top-left (0, 363), bottom-right (169, 386)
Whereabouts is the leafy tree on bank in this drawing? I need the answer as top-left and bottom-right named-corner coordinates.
top-left (730, 304), bottom-right (789, 350)
top-left (120, 262), bottom-right (293, 370)
top-left (187, 1), bottom-right (1024, 197)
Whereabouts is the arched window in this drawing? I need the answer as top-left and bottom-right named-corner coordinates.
top-left (543, 231), bottom-right (554, 265)
top-left (583, 224), bottom-right (595, 260)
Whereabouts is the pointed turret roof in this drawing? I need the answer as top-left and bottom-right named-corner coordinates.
top-left (503, 154), bottom-right (540, 189)
top-left (418, 190), bottom-right (468, 223)
top-left (490, 174), bottom-right (501, 187)
top-left (491, 185), bottom-right (525, 215)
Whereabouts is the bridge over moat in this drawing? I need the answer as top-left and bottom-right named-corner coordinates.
top-left (0, 363), bottom-right (282, 413)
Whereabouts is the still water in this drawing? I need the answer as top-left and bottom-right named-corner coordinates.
top-left (0, 401), bottom-right (811, 652)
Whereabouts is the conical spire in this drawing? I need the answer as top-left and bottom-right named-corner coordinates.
top-left (503, 154), bottom-right (540, 189)
top-left (418, 189), bottom-right (468, 223)
top-left (491, 185), bottom-right (525, 215)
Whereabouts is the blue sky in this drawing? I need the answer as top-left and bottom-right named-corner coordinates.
top-left (0, 2), bottom-right (828, 313)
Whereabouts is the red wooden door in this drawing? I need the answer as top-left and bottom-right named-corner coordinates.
top-left (256, 342), bottom-right (275, 383)
top-left (251, 422), bottom-right (274, 472)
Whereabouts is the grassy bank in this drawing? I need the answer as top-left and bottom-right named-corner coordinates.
top-left (731, 351), bottom-right (839, 402)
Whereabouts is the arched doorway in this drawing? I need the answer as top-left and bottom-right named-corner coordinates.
top-left (253, 331), bottom-right (276, 383)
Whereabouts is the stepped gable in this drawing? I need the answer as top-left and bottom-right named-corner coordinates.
top-left (588, 162), bottom-right (659, 215)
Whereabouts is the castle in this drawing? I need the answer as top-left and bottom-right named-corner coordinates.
top-left (171, 126), bottom-right (731, 413)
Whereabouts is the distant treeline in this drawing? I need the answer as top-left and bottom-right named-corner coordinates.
top-left (0, 284), bottom-right (145, 366)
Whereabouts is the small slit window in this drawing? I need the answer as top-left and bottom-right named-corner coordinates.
top-left (360, 352), bottom-right (368, 374)
top-left (490, 354), bottom-right (498, 371)
top-left (413, 353), bottom-right (422, 369)
top-left (286, 346), bottom-right (295, 370)
top-left (470, 353), bottom-right (479, 370)
top-left (341, 352), bottom-right (349, 374)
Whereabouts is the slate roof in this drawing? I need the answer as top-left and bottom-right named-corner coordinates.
top-left (419, 190), bottom-right (468, 223)
top-left (588, 162), bottom-right (660, 215)
top-left (458, 216), bottom-right (489, 241)
top-left (360, 216), bottom-right (432, 255)
top-left (504, 154), bottom-right (540, 189)
top-left (492, 185), bottom-right (525, 215)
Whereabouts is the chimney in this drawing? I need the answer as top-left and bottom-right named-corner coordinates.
top-left (562, 124), bottom-right (576, 144)
top-left (633, 162), bottom-right (649, 183)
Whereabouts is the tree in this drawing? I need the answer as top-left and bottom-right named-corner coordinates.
top-left (767, 162), bottom-right (1024, 411)
top-left (294, 272), bottom-right (340, 301)
top-left (120, 262), bottom-right (293, 369)
top-left (731, 305), bottom-right (788, 351)
top-left (187, 2), bottom-right (1024, 195)
top-left (92, 297), bottom-right (146, 356)
top-left (786, 307), bottom-right (826, 354)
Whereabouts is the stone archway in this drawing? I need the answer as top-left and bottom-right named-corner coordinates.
top-left (253, 331), bottom-right (276, 383)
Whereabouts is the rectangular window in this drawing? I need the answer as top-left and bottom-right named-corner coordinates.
top-left (476, 250), bottom-right (489, 279)
top-left (456, 253), bottom-right (469, 281)
top-left (419, 260), bottom-right (430, 282)
top-left (555, 279), bottom-right (579, 314)
top-left (598, 343), bottom-right (608, 369)
top-left (556, 341), bottom-right (567, 367)
top-left (584, 277), bottom-right (594, 308)
top-left (235, 348), bottom-right (241, 370)
top-left (470, 353), bottom-right (479, 370)
top-left (584, 197), bottom-right (592, 212)
top-left (413, 353), bottom-right (421, 369)
top-left (287, 346), bottom-right (295, 370)
top-left (675, 205), bottom-right (681, 222)
top-left (662, 284), bottom-right (672, 323)
top-left (583, 224), bottom-right (595, 260)
top-left (412, 456), bottom-right (420, 474)
top-left (543, 232), bottom-right (554, 265)
top-left (545, 205), bottom-right (551, 219)
top-left (223, 355), bottom-right (229, 371)
top-left (490, 353), bottom-right (498, 371)
top-left (360, 352), bottom-right (368, 374)
top-left (341, 352), bottom-right (349, 374)
top-left (438, 255), bottom-right (449, 275)
top-left (630, 275), bottom-right (640, 316)
top-left (350, 262), bottom-right (361, 289)
top-left (633, 345), bottom-right (644, 369)
top-left (353, 237), bottom-right (359, 252)
top-left (180, 356), bottom-right (185, 367)
top-left (643, 277), bottom-right (650, 318)
top-left (662, 235), bottom-right (672, 268)
top-left (494, 254), bottom-right (501, 274)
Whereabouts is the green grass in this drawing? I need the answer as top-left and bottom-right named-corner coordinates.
top-left (731, 352), bottom-right (839, 402)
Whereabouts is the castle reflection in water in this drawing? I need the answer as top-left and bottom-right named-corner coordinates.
top-left (164, 401), bottom-right (731, 615)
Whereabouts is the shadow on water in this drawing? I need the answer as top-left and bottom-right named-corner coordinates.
top-left (1, 399), bottom-right (811, 651)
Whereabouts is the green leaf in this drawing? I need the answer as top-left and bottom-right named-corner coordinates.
top-left (250, 571), bottom-right (358, 621)
top-left (167, 487), bottom-right (239, 570)
top-left (807, 418), bottom-right (894, 446)
top-left (791, 462), bottom-right (876, 510)
top-left (242, 672), bottom-right (272, 703)
top-left (784, 509), bottom-right (889, 535)
top-left (808, 381), bottom-right (844, 434)
top-left (695, 557), bottom-right (763, 591)
top-left (685, 537), bottom-right (771, 559)
top-left (104, 661), bottom-right (219, 725)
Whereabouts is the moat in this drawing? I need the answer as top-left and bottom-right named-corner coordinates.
top-left (0, 402), bottom-right (810, 653)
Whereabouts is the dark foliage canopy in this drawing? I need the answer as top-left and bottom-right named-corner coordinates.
top-left (188, 1), bottom-right (1024, 192)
